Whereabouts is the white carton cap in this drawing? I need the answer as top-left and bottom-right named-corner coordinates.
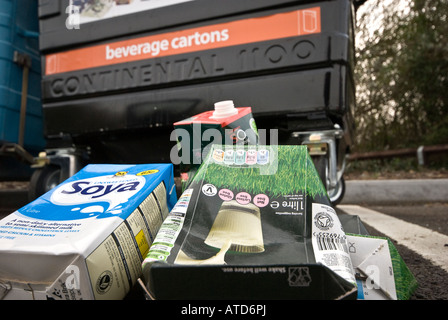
top-left (211, 100), bottom-right (238, 119)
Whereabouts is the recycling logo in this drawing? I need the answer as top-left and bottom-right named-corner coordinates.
top-left (314, 211), bottom-right (334, 231)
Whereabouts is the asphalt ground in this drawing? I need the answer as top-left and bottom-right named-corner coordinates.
top-left (342, 179), bottom-right (448, 205)
top-left (340, 179), bottom-right (448, 300)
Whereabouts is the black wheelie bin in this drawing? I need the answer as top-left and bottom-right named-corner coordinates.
top-left (34, 0), bottom-right (357, 204)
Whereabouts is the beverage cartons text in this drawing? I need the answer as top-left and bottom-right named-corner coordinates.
top-left (0, 164), bottom-right (177, 300)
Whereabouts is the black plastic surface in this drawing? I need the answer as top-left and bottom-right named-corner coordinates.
top-left (38, 0), bottom-right (356, 164)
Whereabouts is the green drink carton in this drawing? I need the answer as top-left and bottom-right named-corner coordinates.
top-left (142, 145), bottom-right (358, 300)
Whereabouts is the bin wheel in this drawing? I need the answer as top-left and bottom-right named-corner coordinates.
top-left (312, 155), bottom-right (345, 205)
top-left (28, 165), bottom-right (61, 201)
top-left (327, 176), bottom-right (345, 205)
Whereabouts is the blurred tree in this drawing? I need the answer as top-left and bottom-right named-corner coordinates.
top-left (354, 0), bottom-right (448, 152)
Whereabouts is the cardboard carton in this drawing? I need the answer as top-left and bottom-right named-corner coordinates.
top-left (142, 145), bottom-right (357, 299)
top-left (173, 101), bottom-right (258, 188)
top-left (0, 164), bottom-right (177, 300)
top-left (347, 233), bottom-right (418, 300)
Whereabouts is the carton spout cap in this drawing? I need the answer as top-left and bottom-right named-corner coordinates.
top-left (211, 100), bottom-right (238, 119)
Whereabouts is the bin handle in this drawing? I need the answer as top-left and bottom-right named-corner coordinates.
top-left (16, 27), bottom-right (39, 39)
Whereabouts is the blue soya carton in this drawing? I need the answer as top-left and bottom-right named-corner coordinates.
top-left (0, 164), bottom-right (177, 300)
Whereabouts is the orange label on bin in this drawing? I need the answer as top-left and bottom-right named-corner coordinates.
top-left (45, 7), bottom-right (321, 75)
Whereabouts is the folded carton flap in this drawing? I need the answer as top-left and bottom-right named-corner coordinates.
top-left (338, 214), bottom-right (369, 235)
top-left (346, 233), bottom-right (418, 300)
top-left (356, 240), bottom-right (397, 300)
top-left (0, 252), bottom-right (79, 284)
top-left (1, 282), bottom-right (49, 300)
top-left (346, 234), bottom-right (387, 267)
top-left (46, 163), bottom-right (177, 214)
top-left (146, 262), bottom-right (357, 300)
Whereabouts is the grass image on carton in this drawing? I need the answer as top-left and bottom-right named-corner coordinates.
top-left (193, 145), bottom-right (325, 198)
top-left (0, 163), bottom-right (177, 300)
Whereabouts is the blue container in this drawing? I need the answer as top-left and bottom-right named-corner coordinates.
top-left (0, 0), bottom-right (45, 154)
